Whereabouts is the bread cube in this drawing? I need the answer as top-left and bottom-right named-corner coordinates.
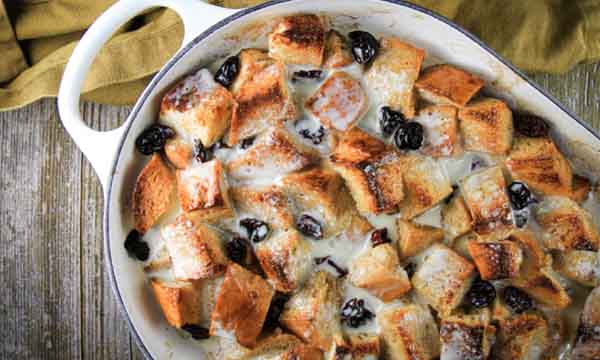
top-left (227, 127), bottom-right (318, 179)
top-left (210, 263), bottom-right (274, 348)
top-left (460, 166), bottom-right (514, 239)
top-left (228, 49), bottom-right (296, 145)
top-left (328, 333), bottom-right (380, 360)
top-left (151, 279), bottom-right (204, 328)
top-left (367, 37), bottom-right (425, 118)
top-left (176, 159), bottom-right (231, 213)
top-left (400, 155), bottom-right (453, 219)
top-left (279, 271), bottom-right (344, 351)
top-left (349, 243), bottom-right (411, 302)
top-left (496, 313), bottom-right (550, 360)
top-left (164, 137), bottom-right (193, 169)
top-left (412, 244), bottom-right (476, 315)
top-left (535, 196), bottom-right (599, 251)
top-left (415, 64), bottom-right (485, 107)
top-left (162, 218), bottom-right (228, 280)
top-left (440, 313), bottom-right (496, 360)
top-left (305, 71), bottom-right (368, 131)
top-left (441, 194), bottom-right (473, 241)
top-left (452, 232), bottom-right (478, 260)
top-left (330, 128), bottom-right (405, 214)
top-left (378, 304), bottom-right (440, 360)
top-left (572, 286), bottom-right (600, 359)
top-left (230, 186), bottom-right (295, 229)
top-left (323, 30), bottom-right (353, 69)
top-left (571, 174), bottom-right (592, 203)
top-left (396, 219), bottom-right (444, 258)
top-left (255, 229), bottom-right (312, 293)
top-left (281, 167), bottom-right (354, 237)
top-left (513, 267), bottom-right (571, 309)
top-left (268, 14), bottom-right (327, 66)
top-left (133, 153), bottom-right (176, 233)
top-left (458, 98), bottom-right (513, 155)
top-left (505, 136), bottom-right (573, 196)
top-left (244, 333), bottom-right (322, 360)
top-left (467, 240), bottom-right (523, 280)
top-left (509, 230), bottom-right (550, 273)
top-left (555, 250), bottom-right (599, 287)
top-left (159, 68), bottom-right (236, 147)
top-left (413, 105), bottom-right (462, 157)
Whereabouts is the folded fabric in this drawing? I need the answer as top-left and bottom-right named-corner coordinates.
top-left (0, 0), bottom-right (598, 111)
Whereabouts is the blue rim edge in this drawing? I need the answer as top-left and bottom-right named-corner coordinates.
top-left (103, 0), bottom-right (600, 359)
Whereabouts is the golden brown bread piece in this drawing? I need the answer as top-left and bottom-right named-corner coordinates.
top-left (328, 334), bottom-right (380, 360)
top-left (243, 333), bottom-right (322, 360)
top-left (554, 250), bottom-right (599, 287)
top-left (460, 166), bottom-right (514, 239)
top-left (458, 98), bottom-right (514, 155)
top-left (151, 279), bottom-right (204, 329)
top-left (176, 159), bottom-right (231, 213)
top-left (367, 37), bottom-right (425, 118)
top-left (255, 229), bottom-right (312, 293)
top-left (514, 265), bottom-right (572, 310)
top-left (164, 137), bottom-right (193, 169)
top-left (452, 232), bottom-right (479, 260)
top-left (467, 240), bottom-right (523, 280)
top-left (412, 244), bottom-right (476, 315)
top-left (439, 312), bottom-right (496, 360)
top-left (396, 219), bottom-right (444, 258)
top-left (159, 69), bottom-right (236, 147)
top-left (279, 271), bottom-right (344, 351)
top-left (441, 194), bottom-right (473, 241)
top-left (378, 304), bottom-right (440, 360)
top-left (228, 49), bottom-right (296, 145)
top-left (210, 263), bottom-right (275, 348)
top-left (227, 127), bottom-right (318, 180)
top-left (413, 105), bottom-right (462, 157)
top-left (400, 155), bottom-right (453, 219)
top-left (415, 64), bottom-right (485, 107)
top-left (570, 174), bottom-right (592, 203)
top-left (132, 153), bottom-right (176, 234)
top-left (496, 313), bottom-right (551, 360)
top-left (505, 136), bottom-right (573, 197)
top-left (535, 196), bottom-right (599, 251)
top-left (230, 186), bottom-right (295, 229)
top-left (330, 128), bottom-right (405, 215)
top-left (281, 167), bottom-right (355, 238)
top-left (323, 30), bottom-right (353, 69)
top-left (268, 14), bottom-right (327, 66)
top-left (349, 243), bottom-right (412, 302)
top-left (162, 218), bottom-right (228, 280)
top-left (305, 71), bottom-right (368, 132)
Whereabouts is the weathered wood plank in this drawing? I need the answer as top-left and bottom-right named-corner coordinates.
top-left (0, 99), bottom-right (82, 359)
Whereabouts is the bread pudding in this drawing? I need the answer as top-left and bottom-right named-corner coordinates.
top-left (125, 13), bottom-right (600, 360)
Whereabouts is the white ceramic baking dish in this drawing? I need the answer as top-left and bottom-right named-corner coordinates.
top-left (57, 0), bottom-right (600, 358)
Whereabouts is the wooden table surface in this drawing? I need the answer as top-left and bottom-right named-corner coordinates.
top-left (1, 63), bottom-right (599, 359)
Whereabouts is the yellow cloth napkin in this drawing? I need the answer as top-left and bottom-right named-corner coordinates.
top-left (0, 0), bottom-right (598, 111)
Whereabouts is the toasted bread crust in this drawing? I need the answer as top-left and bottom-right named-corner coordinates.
top-left (228, 49), bottom-right (296, 145)
top-left (442, 194), bottom-right (473, 241)
top-left (415, 64), bottom-right (484, 107)
top-left (151, 279), bottom-right (203, 328)
top-left (497, 313), bottom-right (551, 359)
top-left (269, 14), bottom-right (327, 66)
top-left (458, 98), bottom-right (513, 155)
top-left (554, 250), bottom-right (599, 287)
top-left (367, 37), bottom-right (425, 118)
top-left (176, 159), bottom-right (230, 213)
top-left (133, 153), bottom-right (176, 234)
top-left (506, 136), bottom-right (573, 196)
top-left (323, 30), bottom-right (353, 69)
top-left (570, 174), bottom-right (592, 203)
top-left (440, 313), bottom-right (496, 360)
top-left (414, 105), bottom-right (462, 157)
top-left (230, 186), bottom-right (295, 229)
top-left (210, 263), bottom-right (275, 348)
top-left (396, 219), bottom-right (444, 258)
top-left (468, 240), bottom-right (523, 280)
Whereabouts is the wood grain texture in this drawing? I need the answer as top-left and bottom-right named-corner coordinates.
top-left (0, 63), bottom-right (598, 359)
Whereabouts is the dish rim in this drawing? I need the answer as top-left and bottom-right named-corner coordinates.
top-left (102, 0), bottom-right (600, 358)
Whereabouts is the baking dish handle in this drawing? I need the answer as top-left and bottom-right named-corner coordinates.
top-left (58, 0), bottom-right (238, 191)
